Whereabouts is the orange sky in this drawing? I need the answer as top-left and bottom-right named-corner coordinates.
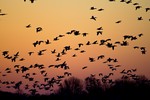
top-left (0, 0), bottom-right (150, 94)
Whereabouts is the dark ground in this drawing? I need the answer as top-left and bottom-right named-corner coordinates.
top-left (0, 75), bottom-right (150, 100)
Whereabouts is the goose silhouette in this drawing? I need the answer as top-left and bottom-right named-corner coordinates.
top-left (90, 16), bottom-right (97, 21)
top-left (26, 24), bottom-right (31, 28)
top-left (133, 3), bottom-right (139, 5)
top-left (145, 8), bottom-right (150, 12)
top-left (36, 27), bottom-right (42, 32)
top-left (90, 6), bottom-right (97, 10)
top-left (135, 6), bottom-right (142, 10)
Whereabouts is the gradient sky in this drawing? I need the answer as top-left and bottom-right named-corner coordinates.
top-left (0, 0), bottom-right (150, 94)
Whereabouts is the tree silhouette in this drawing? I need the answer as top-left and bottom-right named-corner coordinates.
top-left (85, 76), bottom-right (104, 100)
top-left (106, 75), bottom-right (150, 100)
top-left (0, 75), bottom-right (150, 100)
top-left (57, 76), bottom-right (84, 100)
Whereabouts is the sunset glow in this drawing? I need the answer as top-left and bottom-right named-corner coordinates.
top-left (0, 0), bottom-right (150, 94)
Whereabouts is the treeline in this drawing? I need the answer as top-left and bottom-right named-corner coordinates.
top-left (0, 75), bottom-right (150, 100)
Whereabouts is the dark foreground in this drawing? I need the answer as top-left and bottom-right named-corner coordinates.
top-left (0, 75), bottom-right (150, 100)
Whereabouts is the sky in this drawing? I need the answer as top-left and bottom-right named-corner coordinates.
top-left (0, 0), bottom-right (150, 94)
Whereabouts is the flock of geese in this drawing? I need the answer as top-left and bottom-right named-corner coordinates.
top-left (0, 0), bottom-right (149, 95)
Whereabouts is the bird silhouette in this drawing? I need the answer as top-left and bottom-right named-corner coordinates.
top-left (58, 34), bottom-right (65, 37)
top-left (45, 39), bottom-right (51, 44)
top-left (80, 50), bottom-right (86, 53)
top-left (37, 41), bottom-right (43, 46)
top-left (120, 41), bottom-right (129, 46)
top-left (126, 0), bottom-right (132, 4)
top-left (135, 6), bottom-right (142, 10)
top-left (98, 8), bottom-right (104, 11)
top-left (97, 27), bottom-right (103, 30)
top-left (99, 73), bottom-right (103, 76)
top-left (29, 89), bottom-right (38, 95)
top-left (53, 37), bottom-right (59, 41)
top-left (133, 46), bottom-right (139, 49)
top-left (89, 57), bottom-right (95, 62)
top-left (120, 69), bottom-right (126, 74)
top-left (0, 9), bottom-right (7, 16)
top-left (92, 40), bottom-right (98, 44)
top-left (140, 47), bottom-right (146, 51)
top-left (107, 57), bottom-right (114, 62)
top-left (132, 68), bottom-right (137, 72)
top-left (141, 50), bottom-right (146, 54)
top-left (82, 32), bottom-right (88, 37)
top-left (100, 40), bottom-right (107, 45)
top-left (19, 58), bottom-right (25, 61)
top-left (131, 36), bottom-right (137, 41)
top-left (64, 72), bottom-right (72, 76)
top-left (13, 81), bottom-right (22, 90)
top-left (14, 65), bottom-right (20, 68)
top-left (74, 31), bottom-right (80, 36)
top-left (33, 41), bottom-right (39, 47)
top-left (66, 31), bottom-right (72, 34)
top-left (97, 55), bottom-right (105, 60)
top-left (51, 49), bottom-right (56, 54)
top-left (0, 13), bottom-right (7, 16)
top-left (120, 0), bottom-right (125, 2)
top-left (114, 41), bottom-right (121, 44)
top-left (74, 48), bottom-right (80, 50)
top-left (115, 65), bottom-right (121, 67)
top-left (36, 27), bottom-right (42, 32)
top-left (38, 49), bottom-right (46, 56)
top-left (86, 41), bottom-right (91, 45)
top-left (56, 57), bottom-right (61, 61)
top-left (145, 8), bottom-right (150, 12)
top-left (30, 0), bottom-right (36, 3)
top-left (90, 6), bottom-right (97, 10)
top-left (78, 43), bottom-right (84, 47)
top-left (123, 35), bottom-right (132, 40)
top-left (109, 0), bottom-right (115, 1)
top-left (15, 69), bottom-right (20, 73)
top-left (11, 57), bottom-right (17, 62)
top-left (4, 54), bottom-right (12, 59)
top-left (82, 66), bottom-right (87, 69)
top-left (138, 33), bottom-right (143, 37)
top-left (61, 49), bottom-right (66, 55)
top-left (90, 16), bottom-right (97, 21)
top-left (57, 75), bottom-right (64, 79)
top-left (138, 17), bottom-right (143, 20)
top-left (72, 54), bottom-right (77, 57)
top-left (28, 51), bottom-right (34, 56)
top-left (64, 46), bottom-right (71, 51)
top-left (2, 51), bottom-right (9, 56)
top-left (97, 31), bottom-right (103, 35)
top-left (113, 58), bottom-right (118, 62)
top-left (48, 65), bottom-right (54, 68)
top-left (106, 42), bottom-right (116, 50)
top-left (26, 24), bottom-right (31, 28)
top-left (133, 3), bottom-right (139, 5)
top-left (14, 52), bottom-right (19, 57)
top-left (116, 20), bottom-right (121, 23)
top-left (28, 77), bottom-right (34, 81)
